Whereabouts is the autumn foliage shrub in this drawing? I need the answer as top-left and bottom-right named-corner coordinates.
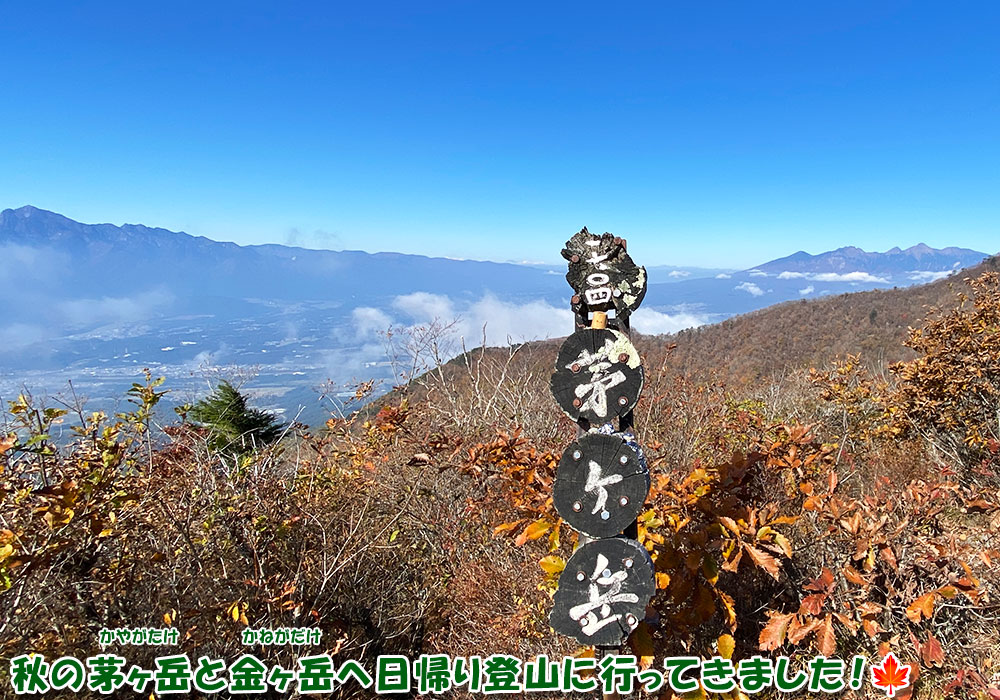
top-left (0, 377), bottom-right (460, 698)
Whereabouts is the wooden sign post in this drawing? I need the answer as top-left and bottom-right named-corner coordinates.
top-left (549, 228), bottom-right (654, 676)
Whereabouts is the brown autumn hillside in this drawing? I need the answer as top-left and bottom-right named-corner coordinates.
top-left (664, 255), bottom-right (999, 383)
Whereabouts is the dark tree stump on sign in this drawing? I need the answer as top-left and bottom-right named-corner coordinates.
top-left (550, 328), bottom-right (644, 425)
top-left (550, 537), bottom-right (655, 647)
top-left (554, 433), bottom-right (649, 538)
top-left (562, 227), bottom-right (647, 319)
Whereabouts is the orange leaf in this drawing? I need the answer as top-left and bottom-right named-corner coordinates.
top-left (719, 590), bottom-right (737, 631)
top-left (744, 543), bottom-right (781, 579)
top-left (905, 593), bottom-right (935, 623)
top-left (759, 612), bottom-right (793, 651)
top-left (843, 565), bottom-right (868, 586)
top-left (718, 516), bottom-right (741, 536)
top-left (804, 567), bottom-right (835, 593)
top-left (515, 518), bottom-right (550, 546)
top-left (788, 616), bottom-right (819, 645)
top-left (493, 519), bottom-right (524, 535)
top-left (799, 593), bottom-right (827, 616)
top-left (816, 614), bottom-right (836, 656)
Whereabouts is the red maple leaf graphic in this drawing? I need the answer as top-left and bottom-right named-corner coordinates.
top-left (871, 653), bottom-right (912, 697)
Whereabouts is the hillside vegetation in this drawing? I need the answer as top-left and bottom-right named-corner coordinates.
top-left (2, 261), bottom-right (999, 698)
top-left (667, 256), bottom-right (1000, 383)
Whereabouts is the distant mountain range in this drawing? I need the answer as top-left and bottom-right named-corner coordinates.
top-left (0, 205), bottom-right (566, 303)
top-left (0, 205), bottom-right (992, 425)
top-left (756, 243), bottom-right (984, 277)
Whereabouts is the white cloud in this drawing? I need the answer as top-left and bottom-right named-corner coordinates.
top-left (715, 273), bottom-right (732, 279)
top-left (779, 270), bottom-right (889, 283)
top-left (354, 292), bottom-right (574, 355)
top-left (0, 244), bottom-right (71, 299)
top-left (189, 344), bottom-right (230, 368)
top-left (351, 307), bottom-right (393, 338)
top-left (907, 270), bottom-right (954, 282)
top-left (811, 272), bottom-right (889, 283)
top-left (461, 295), bottom-right (573, 346)
top-left (799, 285), bottom-right (815, 295)
top-left (391, 292), bottom-right (455, 323)
top-left (735, 282), bottom-right (765, 297)
top-left (631, 308), bottom-right (708, 335)
top-left (748, 269), bottom-right (768, 277)
top-left (668, 270), bottom-right (690, 278)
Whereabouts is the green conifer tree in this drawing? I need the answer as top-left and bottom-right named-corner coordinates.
top-left (188, 380), bottom-right (284, 454)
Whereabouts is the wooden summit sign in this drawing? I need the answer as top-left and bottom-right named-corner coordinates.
top-left (549, 537), bottom-right (655, 647)
top-left (562, 227), bottom-right (647, 323)
top-left (549, 328), bottom-right (644, 427)
top-left (553, 432), bottom-right (649, 539)
top-left (549, 227), bottom-right (654, 650)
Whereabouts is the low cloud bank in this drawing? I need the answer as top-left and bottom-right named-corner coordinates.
top-left (352, 292), bottom-right (709, 355)
top-left (812, 271), bottom-right (888, 283)
top-left (777, 270), bottom-right (889, 283)
top-left (907, 270), bottom-right (955, 282)
top-left (735, 282), bottom-right (765, 297)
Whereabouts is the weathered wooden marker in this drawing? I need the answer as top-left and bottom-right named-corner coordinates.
top-left (549, 228), bottom-right (655, 661)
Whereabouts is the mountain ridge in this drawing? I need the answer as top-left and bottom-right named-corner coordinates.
top-left (754, 241), bottom-right (985, 275)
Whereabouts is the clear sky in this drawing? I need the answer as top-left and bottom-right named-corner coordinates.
top-left (2, 1), bottom-right (998, 268)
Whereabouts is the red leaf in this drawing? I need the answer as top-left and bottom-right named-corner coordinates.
top-left (871, 653), bottom-right (911, 697)
top-left (921, 631), bottom-right (944, 668)
top-left (799, 593), bottom-right (827, 616)
top-left (804, 567), bottom-right (835, 593)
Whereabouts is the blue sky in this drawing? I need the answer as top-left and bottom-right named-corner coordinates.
top-left (2, 1), bottom-right (997, 268)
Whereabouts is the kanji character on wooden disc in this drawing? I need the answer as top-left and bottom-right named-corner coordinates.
top-left (550, 328), bottom-right (643, 425)
top-left (562, 227), bottom-right (647, 318)
top-left (554, 432), bottom-right (649, 538)
top-left (550, 537), bottom-right (655, 647)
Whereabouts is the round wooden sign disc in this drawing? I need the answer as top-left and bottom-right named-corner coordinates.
top-left (554, 433), bottom-right (650, 538)
top-left (550, 328), bottom-right (644, 425)
top-left (550, 537), bottom-right (655, 647)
